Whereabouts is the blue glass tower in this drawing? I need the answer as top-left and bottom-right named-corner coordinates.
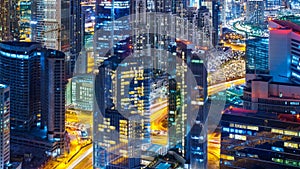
top-left (94, 0), bottom-right (131, 64)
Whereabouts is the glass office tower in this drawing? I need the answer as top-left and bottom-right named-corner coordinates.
top-left (246, 36), bottom-right (269, 74)
top-left (0, 42), bottom-right (66, 156)
top-left (0, 42), bottom-right (41, 130)
top-left (94, 0), bottom-right (131, 64)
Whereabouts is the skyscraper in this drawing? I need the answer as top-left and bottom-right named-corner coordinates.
top-left (93, 1), bottom-right (209, 168)
top-left (35, 0), bottom-right (70, 51)
top-left (245, 0), bottom-right (265, 27)
top-left (212, 0), bottom-right (221, 47)
top-left (0, 42), bottom-right (66, 156)
top-left (0, 42), bottom-right (42, 130)
top-left (245, 36), bottom-right (269, 74)
top-left (174, 39), bottom-right (208, 168)
top-left (0, 84), bottom-right (10, 169)
top-left (41, 49), bottom-right (66, 154)
top-left (17, 0), bottom-right (33, 41)
top-left (0, 0), bottom-right (20, 41)
top-left (69, 0), bottom-right (84, 77)
top-left (94, 0), bottom-right (131, 64)
top-left (94, 56), bottom-right (142, 169)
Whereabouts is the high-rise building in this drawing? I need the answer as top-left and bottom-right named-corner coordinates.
top-left (41, 49), bottom-right (66, 154)
top-left (269, 19), bottom-right (300, 84)
top-left (94, 55), bottom-right (142, 169)
top-left (265, 0), bottom-right (282, 10)
top-left (0, 42), bottom-right (42, 130)
top-left (35, 0), bottom-right (70, 52)
top-left (0, 42), bottom-right (66, 156)
top-left (69, 0), bottom-right (84, 77)
top-left (212, 0), bottom-right (221, 47)
top-left (94, 0), bottom-right (131, 64)
top-left (0, 1), bottom-right (20, 41)
top-left (245, 36), bottom-right (269, 74)
top-left (220, 107), bottom-right (300, 169)
top-left (18, 0), bottom-right (33, 42)
top-left (0, 84), bottom-right (10, 169)
top-left (245, 0), bottom-right (265, 27)
top-left (174, 39), bottom-right (208, 169)
top-left (93, 2), bottom-right (209, 168)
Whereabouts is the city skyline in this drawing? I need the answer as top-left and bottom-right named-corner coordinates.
top-left (0, 0), bottom-right (300, 169)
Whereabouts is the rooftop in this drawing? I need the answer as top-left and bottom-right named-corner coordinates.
top-left (0, 42), bottom-right (41, 47)
top-left (222, 107), bottom-right (300, 130)
top-left (272, 19), bottom-right (300, 33)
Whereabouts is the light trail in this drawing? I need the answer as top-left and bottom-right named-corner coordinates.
top-left (208, 78), bottom-right (245, 95)
top-left (67, 147), bottom-right (93, 169)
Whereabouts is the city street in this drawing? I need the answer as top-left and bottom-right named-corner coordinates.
top-left (74, 153), bottom-right (92, 169)
top-left (208, 132), bottom-right (221, 169)
top-left (208, 78), bottom-right (245, 95)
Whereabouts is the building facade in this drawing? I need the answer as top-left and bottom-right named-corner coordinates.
top-left (220, 107), bottom-right (300, 169)
top-left (0, 42), bottom-right (42, 130)
top-left (94, 56), bottom-right (142, 169)
top-left (71, 74), bottom-right (93, 111)
top-left (0, 42), bottom-right (66, 156)
top-left (41, 49), bottom-right (67, 154)
top-left (0, 0), bottom-right (20, 41)
top-left (0, 84), bottom-right (10, 169)
top-left (269, 19), bottom-right (300, 84)
top-left (245, 36), bottom-right (269, 74)
top-left (245, 0), bottom-right (265, 27)
top-left (94, 0), bottom-right (131, 64)
top-left (243, 74), bottom-right (300, 115)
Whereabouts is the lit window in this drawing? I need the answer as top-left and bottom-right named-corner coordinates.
top-left (234, 134), bottom-right (246, 141)
top-left (247, 125), bottom-right (259, 131)
top-left (284, 142), bottom-right (298, 149)
top-left (271, 128), bottom-right (283, 134)
top-left (284, 130), bottom-right (298, 136)
top-left (272, 158), bottom-right (284, 164)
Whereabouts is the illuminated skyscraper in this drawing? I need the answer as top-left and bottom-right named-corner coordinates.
top-left (171, 40), bottom-right (208, 169)
top-left (0, 0), bottom-right (19, 40)
top-left (245, 36), bottom-right (269, 74)
top-left (0, 42), bottom-right (42, 130)
top-left (94, 55), bottom-right (142, 169)
top-left (0, 42), bottom-right (66, 156)
top-left (93, 1), bottom-right (209, 168)
top-left (245, 0), bottom-right (265, 27)
top-left (0, 84), bottom-right (10, 169)
top-left (18, 0), bottom-right (33, 41)
top-left (94, 0), bottom-right (131, 64)
top-left (35, 0), bottom-right (70, 51)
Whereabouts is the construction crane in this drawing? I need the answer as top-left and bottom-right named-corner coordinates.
top-left (44, 24), bottom-right (63, 51)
